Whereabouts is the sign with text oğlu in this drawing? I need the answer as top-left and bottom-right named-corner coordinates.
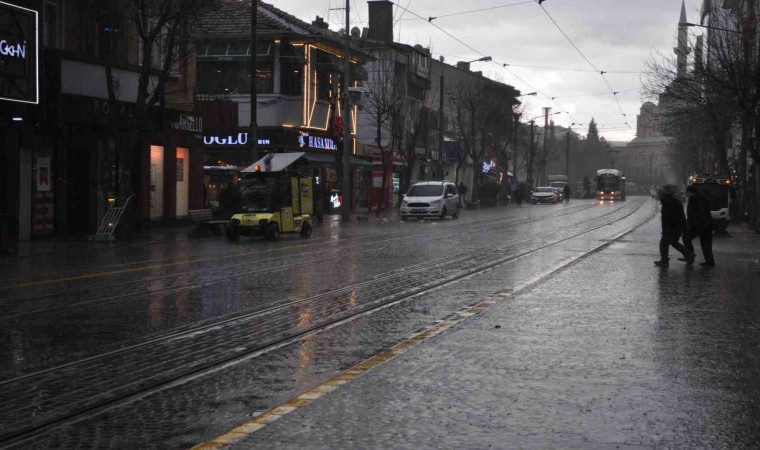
top-left (0, 1), bottom-right (38, 104)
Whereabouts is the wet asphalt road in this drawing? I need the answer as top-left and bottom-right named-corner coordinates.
top-left (1, 197), bottom-right (759, 448)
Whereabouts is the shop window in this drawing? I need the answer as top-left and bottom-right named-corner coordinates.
top-left (280, 45), bottom-right (304, 96)
top-left (196, 60), bottom-right (274, 95)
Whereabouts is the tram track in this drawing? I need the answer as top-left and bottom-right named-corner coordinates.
top-left (0, 203), bottom-right (597, 315)
top-left (0, 199), bottom-right (652, 446)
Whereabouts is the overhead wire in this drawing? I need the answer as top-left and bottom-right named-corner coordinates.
top-left (389, 1), bottom-right (632, 138)
top-left (536, 1), bottom-right (632, 130)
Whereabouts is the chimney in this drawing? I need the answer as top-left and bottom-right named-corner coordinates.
top-left (312, 16), bottom-right (329, 29)
top-left (456, 62), bottom-right (470, 71)
top-left (368, 0), bottom-right (393, 43)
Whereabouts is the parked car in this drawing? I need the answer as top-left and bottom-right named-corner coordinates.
top-left (531, 186), bottom-right (559, 204)
top-left (400, 181), bottom-right (460, 220)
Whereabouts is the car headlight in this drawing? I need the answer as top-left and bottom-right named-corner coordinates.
top-left (401, 200), bottom-right (408, 206)
top-left (429, 199), bottom-right (441, 205)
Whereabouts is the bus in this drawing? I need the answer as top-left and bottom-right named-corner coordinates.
top-left (595, 169), bottom-right (626, 201)
top-left (686, 174), bottom-right (733, 233)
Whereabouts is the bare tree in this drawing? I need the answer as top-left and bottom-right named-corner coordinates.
top-left (363, 56), bottom-right (404, 216)
top-left (645, 4), bottom-right (760, 226)
top-left (99, 0), bottom-right (220, 237)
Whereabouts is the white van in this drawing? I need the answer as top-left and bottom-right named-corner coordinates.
top-left (400, 181), bottom-right (460, 220)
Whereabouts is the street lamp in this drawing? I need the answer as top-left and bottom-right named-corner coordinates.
top-left (467, 56), bottom-right (492, 63)
top-left (528, 111), bottom-right (561, 186)
top-left (250, 0), bottom-right (258, 165)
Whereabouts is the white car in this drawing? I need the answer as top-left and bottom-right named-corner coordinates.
top-left (401, 181), bottom-right (460, 220)
top-left (531, 186), bottom-right (559, 204)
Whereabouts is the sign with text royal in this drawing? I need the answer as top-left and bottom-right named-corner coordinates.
top-left (0, 1), bottom-right (38, 104)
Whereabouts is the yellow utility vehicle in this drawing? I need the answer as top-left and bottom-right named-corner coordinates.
top-left (227, 153), bottom-right (313, 241)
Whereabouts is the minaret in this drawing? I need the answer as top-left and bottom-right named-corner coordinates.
top-left (675, 0), bottom-right (691, 78)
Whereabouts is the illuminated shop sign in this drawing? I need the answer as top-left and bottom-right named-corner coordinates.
top-left (202, 133), bottom-right (271, 146)
top-left (170, 115), bottom-right (203, 133)
top-left (0, 1), bottom-right (39, 104)
top-left (298, 133), bottom-right (337, 151)
top-left (0, 38), bottom-right (25, 58)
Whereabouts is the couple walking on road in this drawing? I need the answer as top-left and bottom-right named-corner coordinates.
top-left (655, 184), bottom-right (715, 268)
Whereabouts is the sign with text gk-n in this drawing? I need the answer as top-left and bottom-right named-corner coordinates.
top-left (0, 1), bottom-right (39, 104)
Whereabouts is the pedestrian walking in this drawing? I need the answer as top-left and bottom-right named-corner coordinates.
top-left (563, 184), bottom-right (571, 203)
top-left (649, 185), bottom-right (657, 199)
top-left (458, 182), bottom-right (468, 207)
top-left (655, 184), bottom-right (694, 267)
top-left (514, 183), bottom-right (524, 207)
top-left (680, 185), bottom-right (715, 266)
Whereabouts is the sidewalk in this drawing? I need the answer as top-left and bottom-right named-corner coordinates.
top-left (221, 218), bottom-right (760, 449)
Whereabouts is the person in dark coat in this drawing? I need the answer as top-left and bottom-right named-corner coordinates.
top-left (655, 184), bottom-right (694, 267)
top-left (562, 184), bottom-right (571, 203)
top-left (681, 185), bottom-right (715, 266)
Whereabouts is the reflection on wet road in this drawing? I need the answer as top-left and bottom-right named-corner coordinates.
top-left (5, 198), bottom-right (757, 448)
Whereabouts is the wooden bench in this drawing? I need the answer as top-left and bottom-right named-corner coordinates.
top-left (188, 209), bottom-right (230, 235)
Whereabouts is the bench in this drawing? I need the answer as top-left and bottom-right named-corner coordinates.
top-left (188, 209), bottom-right (230, 235)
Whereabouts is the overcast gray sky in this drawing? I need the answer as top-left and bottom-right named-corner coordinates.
top-left (278, 0), bottom-right (704, 142)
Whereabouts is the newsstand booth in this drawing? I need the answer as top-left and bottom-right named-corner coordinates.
top-left (227, 152), bottom-right (314, 241)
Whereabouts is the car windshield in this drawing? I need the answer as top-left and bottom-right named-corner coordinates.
top-left (407, 185), bottom-right (444, 197)
top-left (239, 177), bottom-right (277, 211)
top-left (535, 187), bottom-right (553, 193)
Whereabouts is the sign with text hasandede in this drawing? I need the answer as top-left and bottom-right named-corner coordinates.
top-left (0, 1), bottom-right (39, 104)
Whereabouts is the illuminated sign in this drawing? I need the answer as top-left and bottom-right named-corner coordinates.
top-left (202, 133), bottom-right (271, 146)
top-left (0, 1), bottom-right (38, 104)
top-left (0, 39), bottom-right (25, 58)
top-left (298, 133), bottom-right (337, 151)
top-left (330, 193), bottom-right (342, 208)
top-left (170, 115), bottom-right (203, 133)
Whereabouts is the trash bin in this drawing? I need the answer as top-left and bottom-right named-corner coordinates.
top-left (0, 213), bottom-right (9, 255)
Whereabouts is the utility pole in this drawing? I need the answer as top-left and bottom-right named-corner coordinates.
top-left (249, 0), bottom-right (258, 164)
top-left (341, 0), bottom-right (351, 222)
top-left (527, 120), bottom-right (535, 188)
top-left (565, 124), bottom-right (571, 182)
top-left (540, 107), bottom-right (550, 186)
top-left (438, 67), bottom-right (444, 180)
top-left (512, 113), bottom-right (520, 184)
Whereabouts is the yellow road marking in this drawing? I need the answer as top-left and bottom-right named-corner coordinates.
top-left (190, 290), bottom-right (512, 449)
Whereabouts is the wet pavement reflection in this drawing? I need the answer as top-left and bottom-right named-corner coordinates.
top-left (3, 198), bottom-right (759, 448)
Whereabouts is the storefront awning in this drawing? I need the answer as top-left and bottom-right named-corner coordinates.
top-left (301, 152), bottom-right (335, 165)
top-left (303, 152), bottom-right (373, 170)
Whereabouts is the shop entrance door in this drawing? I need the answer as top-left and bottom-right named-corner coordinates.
top-left (176, 147), bottom-right (189, 217)
top-left (150, 146), bottom-right (164, 219)
top-left (66, 147), bottom-right (91, 234)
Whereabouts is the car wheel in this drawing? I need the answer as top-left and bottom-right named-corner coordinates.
top-left (300, 222), bottom-right (312, 238)
top-left (265, 223), bottom-right (280, 241)
top-left (226, 225), bottom-right (240, 242)
top-left (440, 207), bottom-right (447, 220)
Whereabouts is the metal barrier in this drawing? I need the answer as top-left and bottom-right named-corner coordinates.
top-left (89, 195), bottom-right (134, 241)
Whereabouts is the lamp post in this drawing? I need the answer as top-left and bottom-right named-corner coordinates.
top-left (341, 0), bottom-right (351, 222)
top-left (249, 0), bottom-right (258, 165)
top-left (526, 111), bottom-right (560, 187)
top-left (438, 57), bottom-right (445, 181)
